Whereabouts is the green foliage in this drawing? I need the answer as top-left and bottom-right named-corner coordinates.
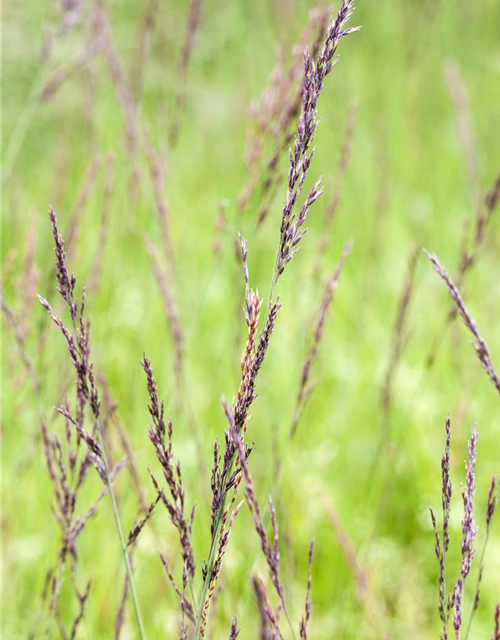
top-left (2, 0), bottom-right (500, 638)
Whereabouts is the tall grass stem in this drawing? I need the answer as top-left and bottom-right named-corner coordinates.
top-left (95, 426), bottom-right (148, 640)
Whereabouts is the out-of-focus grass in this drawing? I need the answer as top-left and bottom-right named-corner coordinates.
top-left (2, 0), bottom-right (500, 638)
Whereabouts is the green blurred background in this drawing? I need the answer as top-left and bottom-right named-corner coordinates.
top-left (2, 0), bottom-right (500, 637)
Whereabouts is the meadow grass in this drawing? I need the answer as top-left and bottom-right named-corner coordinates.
top-left (2, 0), bottom-right (500, 638)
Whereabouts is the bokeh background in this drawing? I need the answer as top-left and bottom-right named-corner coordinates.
top-left (2, 0), bottom-right (500, 638)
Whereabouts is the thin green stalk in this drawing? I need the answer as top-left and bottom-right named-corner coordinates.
top-left (95, 426), bottom-right (148, 640)
top-left (194, 455), bottom-right (297, 640)
top-left (64, 321), bottom-right (146, 639)
top-left (2, 66), bottom-right (46, 185)
top-left (464, 530), bottom-right (490, 640)
top-left (265, 241), bottom-right (282, 320)
top-left (193, 458), bottom-right (235, 640)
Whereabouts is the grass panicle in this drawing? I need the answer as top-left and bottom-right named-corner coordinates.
top-left (425, 250), bottom-right (500, 396)
top-left (39, 207), bottom-right (147, 640)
